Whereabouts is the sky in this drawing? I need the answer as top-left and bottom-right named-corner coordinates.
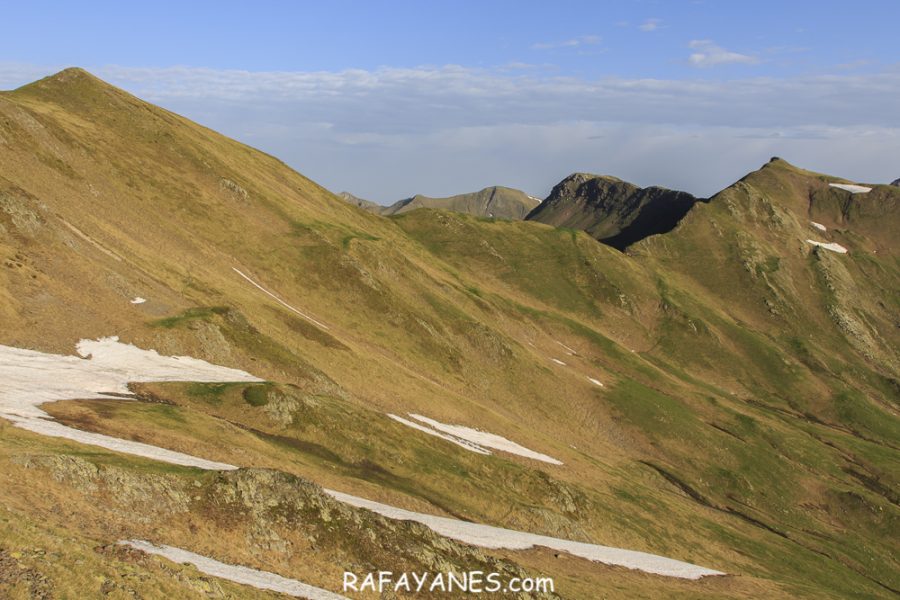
top-left (1, 0), bottom-right (899, 202)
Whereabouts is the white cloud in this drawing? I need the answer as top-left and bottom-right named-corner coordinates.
top-left (532, 35), bottom-right (600, 50)
top-left (688, 40), bottom-right (759, 67)
top-left (835, 59), bottom-right (873, 70)
top-left (0, 61), bottom-right (64, 89)
top-left (81, 64), bottom-right (899, 132)
top-left (2, 62), bottom-right (897, 202)
top-left (639, 19), bottom-right (663, 32)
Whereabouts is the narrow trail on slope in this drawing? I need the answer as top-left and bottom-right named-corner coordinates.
top-left (232, 267), bottom-right (331, 330)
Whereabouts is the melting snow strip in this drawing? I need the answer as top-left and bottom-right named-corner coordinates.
top-left (387, 414), bottom-right (491, 455)
top-left (828, 183), bottom-right (871, 194)
top-left (232, 267), bottom-right (330, 330)
top-left (408, 414), bottom-right (562, 465)
top-left (550, 358), bottom-right (567, 366)
top-left (130, 297), bottom-right (147, 304)
top-left (119, 540), bottom-right (348, 599)
top-left (325, 490), bottom-right (724, 580)
top-left (809, 221), bottom-right (827, 232)
top-left (588, 377), bottom-right (605, 387)
top-left (806, 240), bottom-right (848, 254)
top-left (14, 417), bottom-right (237, 470)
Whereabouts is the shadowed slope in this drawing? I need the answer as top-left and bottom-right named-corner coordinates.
top-left (526, 173), bottom-right (701, 250)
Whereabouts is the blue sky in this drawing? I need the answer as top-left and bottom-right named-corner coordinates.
top-left (2, 1), bottom-right (899, 201)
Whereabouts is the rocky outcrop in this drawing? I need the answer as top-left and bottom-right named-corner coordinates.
top-left (219, 178), bottom-right (249, 202)
top-left (14, 456), bottom-right (552, 595)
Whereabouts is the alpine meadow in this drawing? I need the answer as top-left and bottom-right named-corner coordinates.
top-left (0, 3), bottom-right (898, 599)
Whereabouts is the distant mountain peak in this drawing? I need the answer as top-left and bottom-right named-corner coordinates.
top-left (10, 66), bottom-right (134, 111)
top-left (338, 191), bottom-right (382, 212)
top-left (559, 172), bottom-right (623, 185)
top-left (527, 173), bottom-right (700, 250)
top-left (51, 66), bottom-right (93, 79)
top-left (891, 178), bottom-right (900, 187)
top-left (337, 185), bottom-right (538, 219)
top-left (380, 186), bottom-right (537, 219)
top-left (17, 67), bottom-right (104, 92)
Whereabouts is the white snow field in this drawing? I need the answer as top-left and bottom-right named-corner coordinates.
top-left (387, 414), bottom-right (490, 455)
top-left (232, 267), bottom-right (329, 330)
top-left (119, 540), bottom-right (349, 600)
top-left (0, 337), bottom-right (261, 469)
top-left (326, 490), bottom-right (724, 579)
top-left (829, 183), bottom-right (872, 194)
top-left (408, 414), bottom-right (563, 465)
top-left (2, 339), bottom-right (725, 581)
top-left (806, 240), bottom-right (848, 254)
top-left (810, 221), bottom-right (827, 232)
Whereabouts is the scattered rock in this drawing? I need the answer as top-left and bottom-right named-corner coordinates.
top-left (219, 178), bottom-right (249, 202)
top-left (0, 548), bottom-right (54, 599)
top-left (0, 189), bottom-right (43, 236)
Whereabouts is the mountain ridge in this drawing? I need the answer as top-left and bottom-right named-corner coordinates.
top-left (339, 185), bottom-right (540, 220)
top-left (1, 68), bottom-right (898, 600)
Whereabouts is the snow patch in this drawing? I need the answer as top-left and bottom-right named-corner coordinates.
top-left (130, 297), bottom-right (147, 304)
top-left (4, 341), bottom-right (724, 582)
top-left (120, 540), bottom-right (347, 599)
top-left (0, 338), bottom-right (261, 469)
top-left (408, 414), bottom-right (562, 465)
top-left (550, 358), bottom-right (567, 366)
top-left (809, 221), bottom-right (826, 232)
top-left (588, 377), bottom-right (605, 387)
top-left (387, 414), bottom-right (490, 455)
top-left (806, 240), bottom-right (848, 254)
top-left (829, 183), bottom-right (871, 194)
top-left (326, 490), bottom-right (724, 580)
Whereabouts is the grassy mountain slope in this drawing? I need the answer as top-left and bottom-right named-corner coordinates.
top-left (526, 173), bottom-right (701, 250)
top-left (0, 69), bottom-right (898, 599)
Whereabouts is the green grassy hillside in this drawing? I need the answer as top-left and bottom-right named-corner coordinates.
top-left (0, 69), bottom-right (897, 599)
